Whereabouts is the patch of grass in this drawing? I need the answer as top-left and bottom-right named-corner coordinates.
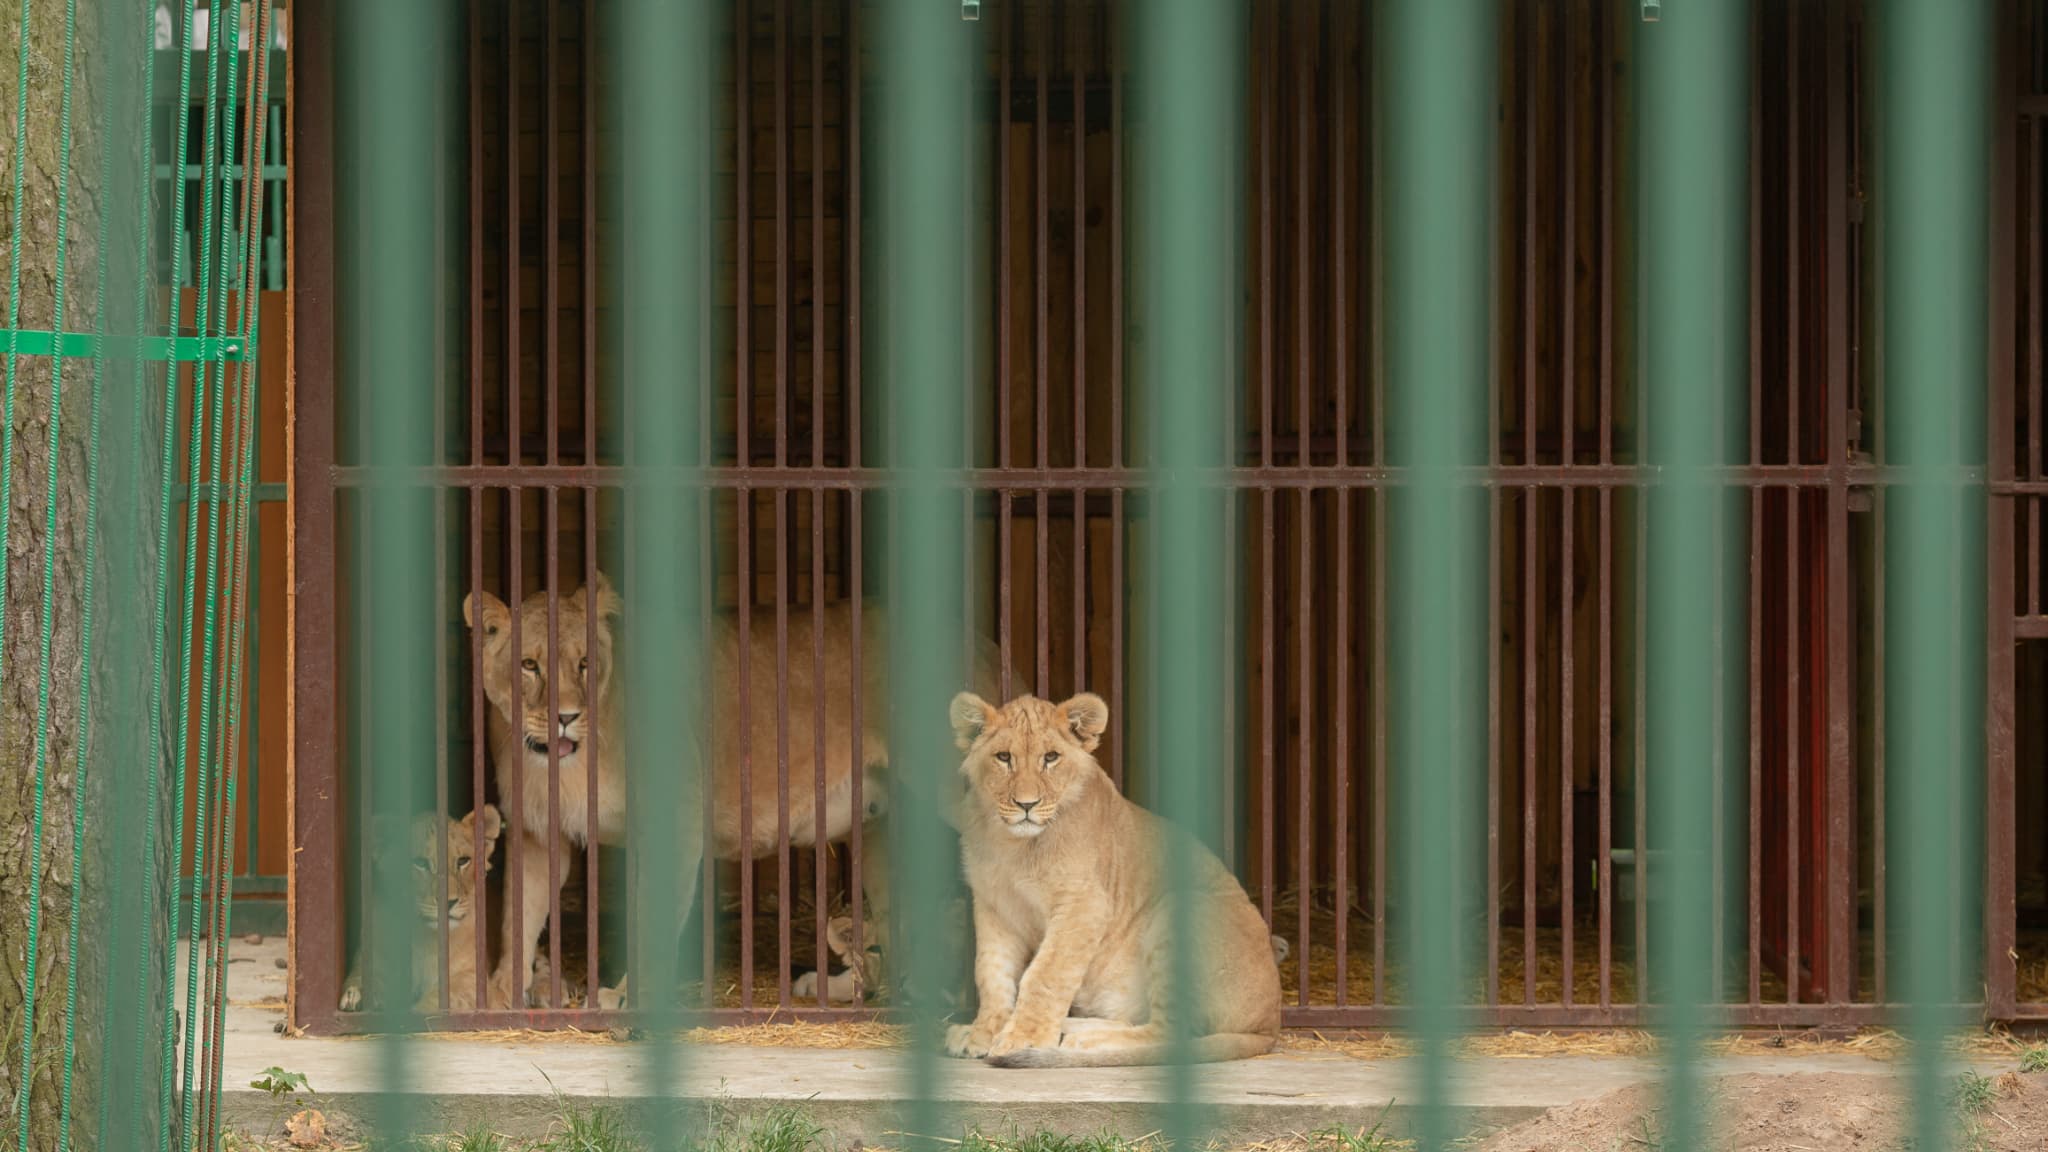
top-left (1307, 1102), bottom-right (1409, 1152)
top-left (1950, 1069), bottom-right (1997, 1115)
top-left (2020, 1045), bottom-right (2048, 1074)
top-left (955, 1130), bottom-right (1160, 1152)
top-left (702, 1105), bottom-right (828, 1152)
top-left (445, 1125), bottom-right (510, 1152)
top-left (533, 1100), bottom-right (642, 1152)
top-left (249, 1066), bottom-right (312, 1100)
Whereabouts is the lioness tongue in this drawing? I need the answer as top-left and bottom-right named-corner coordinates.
top-left (554, 737), bottom-right (576, 758)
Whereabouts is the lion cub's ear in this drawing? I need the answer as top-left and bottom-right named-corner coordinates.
top-left (1056, 692), bottom-right (1109, 751)
top-left (463, 591), bottom-right (511, 638)
top-left (471, 803), bottom-right (504, 844)
top-left (950, 692), bottom-right (997, 751)
top-left (577, 571), bottom-right (623, 621)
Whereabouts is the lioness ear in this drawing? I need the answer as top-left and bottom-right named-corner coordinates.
top-left (1056, 692), bottom-right (1109, 751)
top-left (950, 691), bottom-right (996, 751)
top-left (463, 591), bottom-right (510, 638)
top-left (581, 571), bottom-right (623, 621)
top-left (475, 804), bottom-right (503, 842)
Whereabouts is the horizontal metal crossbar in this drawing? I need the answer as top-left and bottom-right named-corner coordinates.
top-left (0, 328), bottom-right (253, 362)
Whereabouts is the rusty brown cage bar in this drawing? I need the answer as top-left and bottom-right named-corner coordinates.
top-left (287, 0), bottom-right (2038, 1034)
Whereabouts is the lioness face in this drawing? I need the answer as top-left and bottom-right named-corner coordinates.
top-left (949, 692), bottom-right (1110, 838)
top-left (464, 576), bottom-right (619, 761)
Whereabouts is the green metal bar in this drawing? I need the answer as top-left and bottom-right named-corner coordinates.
top-left (1641, 3), bottom-right (1747, 1149)
top-left (618, 0), bottom-right (715, 1138)
top-left (345, 0), bottom-right (446, 1142)
top-left (1134, 0), bottom-right (1238, 1140)
top-left (1385, 2), bottom-right (1493, 1149)
top-left (1882, 2), bottom-right (1989, 1149)
top-left (0, 331), bottom-right (252, 361)
top-left (90, 0), bottom-right (163, 1141)
top-left (880, 2), bottom-right (971, 1144)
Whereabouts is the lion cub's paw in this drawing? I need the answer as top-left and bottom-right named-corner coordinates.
top-left (338, 978), bottom-right (363, 1013)
top-left (945, 1021), bottom-right (1002, 1059)
top-left (986, 1018), bottom-right (1059, 1060)
top-left (595, 978), bottom-right (629, 1013)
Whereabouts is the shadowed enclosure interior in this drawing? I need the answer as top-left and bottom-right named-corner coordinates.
top-left (284, 0), bottom-right (2048, 1032)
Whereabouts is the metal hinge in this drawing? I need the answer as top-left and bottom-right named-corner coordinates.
top-left (0, 328), bottom-right (252, 362)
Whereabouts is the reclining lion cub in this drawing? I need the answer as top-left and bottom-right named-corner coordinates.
top-left (946, 691), bottom-right (1282, 1068)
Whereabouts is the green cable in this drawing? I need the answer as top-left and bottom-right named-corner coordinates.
top-left (178, 5), bottom-right (244, 1142)
top-left (11, 0), bottom-right (83, 1146)
top-left (200, 23), bottom-right (275, 1140)
top-left (172, 0), bottom-right (236, 1141)
top-left (154, 0), bottom-right (204, 1143)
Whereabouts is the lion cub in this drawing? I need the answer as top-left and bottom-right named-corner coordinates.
top-left (945, 692), bottom-right (1282, 1068)
top-left (339, 804), bottom-right (504, 1014)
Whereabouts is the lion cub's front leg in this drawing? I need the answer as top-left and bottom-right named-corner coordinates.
top-left (945, 904), bottom-right (1027, 1058)
top-left (985, 903), bottom-right (1105, 1060)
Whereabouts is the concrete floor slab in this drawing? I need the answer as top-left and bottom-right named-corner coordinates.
top-left (202, 939), bottom-right (2016, 1144)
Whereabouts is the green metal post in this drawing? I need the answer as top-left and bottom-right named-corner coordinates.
top-left (880, 1), bottom-right (971, 1144)
top-left (1133, 0), bottom-right (1239, 1141)
top-left (1881, 2), bottom-right (1989, 1149)
top-left (1641, 2), bottom-right (1747, 1149)
top-left (344, 0), bottom-right (450, 1142)
top-left (617, 0), bottom-right (716, 1142)
top-left (1384, 2), bottom-right (1493, 1148)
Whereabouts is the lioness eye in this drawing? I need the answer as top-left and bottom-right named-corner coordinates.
top-left (521, 658), bottom-right (539, 673)
top-left (579, 657), bottom-right (588, 676)
top-left (455, 856), bottom-right (471, 870)
top-left (1044, 751), bottom-right (1060, 765)
top-left (994, 751), bottom-right (1011, 765)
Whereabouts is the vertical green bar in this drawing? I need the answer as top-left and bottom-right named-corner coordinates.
top-left (617, 0), bottom-right (713, 1142)
top-left (1641, 3), bottom-right (1746, 1150)
top-left (1132, 0), bottom-right (1237, 1141)
top-left (344, 0), bottom-right (450, 1142)
top-left (1384, 4), bottom-right (1491, 1149)
top-left (878, 2), bottom-right (968, 1143)
top-left (1881, 3), bottom-right (1988, 1150)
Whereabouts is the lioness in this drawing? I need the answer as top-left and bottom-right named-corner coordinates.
top-left (945, 692), bottom-right (1282, 1068)
top-left (339, 804), bottom-right (503, 1013)
top-left (465, 573), bottom-right (1013, 1008)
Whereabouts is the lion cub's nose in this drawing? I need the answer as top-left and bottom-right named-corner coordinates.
top-left (1015, 799), bottom-right (1039, 814)
top-left (558, 711), bottom-right (581, 727)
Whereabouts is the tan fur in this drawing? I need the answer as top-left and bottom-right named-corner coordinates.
top-left (465, 573), bottom-right (1012, 1008)
top-left (944, 692), bottom-right (1282, 1068)
top-left (339, 805), bottom-right (503, 1013)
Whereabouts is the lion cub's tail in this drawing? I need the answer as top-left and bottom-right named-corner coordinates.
top-left (986, 1031), bottom-right (1274, 1070)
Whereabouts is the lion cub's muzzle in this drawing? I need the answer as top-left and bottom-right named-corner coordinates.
top-left (1004, 798), bottom-right (1050, 836)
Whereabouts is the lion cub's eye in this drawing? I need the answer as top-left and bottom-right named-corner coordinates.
top-left (411, 857), bottom-right (431, 873)
top-left (578, 657), bottom-right (589, 676)
top-left (994, 751), bottom-right (1011, 766)
top-left (1043, 751), bottom-right (1060, 766)
top-left (521, 658), bottom-right (539, 673)
top-left (455, 855), bottom-right (471, 871)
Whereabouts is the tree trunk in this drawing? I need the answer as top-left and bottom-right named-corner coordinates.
top-left (1, 0), bottom-right (173, 1147)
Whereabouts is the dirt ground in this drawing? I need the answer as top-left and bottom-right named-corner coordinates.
top-left (1471, 1069), bottom-right (2048, 1152)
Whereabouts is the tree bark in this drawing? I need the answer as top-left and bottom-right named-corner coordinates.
top-left (1, 0), bottom-right (173, 1147)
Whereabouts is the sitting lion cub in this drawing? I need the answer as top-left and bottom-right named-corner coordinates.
top-left (945, 691), bottom-right (1282, 1068)
top-left (339, 804), bottom-right (504, 1014)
